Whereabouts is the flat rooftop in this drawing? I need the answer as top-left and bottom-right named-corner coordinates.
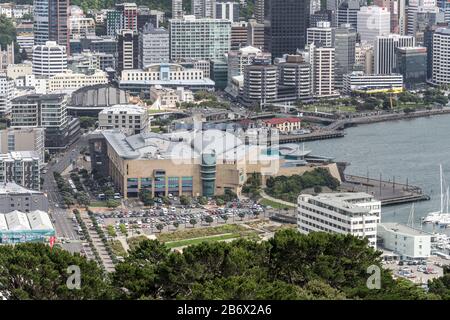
top-left (0, 182), bottom-right (43, 195)
top-left (378, 223), bottom-right (432, 237)
top-left (301, 192), bottom-right (379, 215)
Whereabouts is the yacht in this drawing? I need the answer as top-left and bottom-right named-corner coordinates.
top-left (422, 165), bottom-right (450, 225)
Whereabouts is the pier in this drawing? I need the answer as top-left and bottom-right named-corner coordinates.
top-left (278, 130), bottom-right (345, 143)
top-left (341, 174), bottom-right (430, 206)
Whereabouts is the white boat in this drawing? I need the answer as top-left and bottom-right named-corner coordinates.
top-left (422, 165), bottom-right (450, 224)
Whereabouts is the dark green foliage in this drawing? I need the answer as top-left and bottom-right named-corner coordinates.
top-left (0, 243), bottom-right (113, 299)
top-left (265, 168), bottom-right (340, 202)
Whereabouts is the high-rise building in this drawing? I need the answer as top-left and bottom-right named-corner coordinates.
top-left (32, 41), bottom-right (67, 77)
top-left (118, 30), bottom-right (139, 72)
top-left (373, 0), bottom-right (399, 33)
top-left (309, 43), bottom-right (337, 97)
top-left (172, 0), bottom-right (183, 19)
top-left (0, 75), bottom-right (14, 116)
top-left (192, 0), bottom-right (216, 18)
top-left (432, 27), bottom-right (450, 85)
top-left (33, 0), bottom-right (69, 51)
top-left (11, 94), bottom-right (71, 150)
top-left (226, 46), bottom-right (271, 92)
top-left (437, 0), bottom-right (450, 23)
top-left (407, 0), bottom-right (438, 35)
top-left (242, 57), bottom-right (277, 107)
top-left (398, 0), bottom-right (406, 35)
top-left (139, 23), bottom-right (170, 68)
top-left (49, 0), bottom-right (69, 52)
top-left (337, 0), bottom-right (362, 29)
top-left (374, 34), bottom-right (415, 74)
top-left (355, 42), bottom-right (374, 74)
top-left (247, 19), bottom-right (265, 50)
top-left (33, 0), bottom-right (50, 46)
top-left (335, 24), bottom-right (356, 90)
top-left (394, 46), bottom-right (427, 89)
top-left (357, 6), bottom-right (391, 43)
top-left (231, 21), bottom-right (248, 50)
top-left (106, 3), bottom-right (138, 36)
top-left (254, 0), bottom-right (264, 24)
top-left (0, 128), bottom-right (45, 166)
top-left (307, 21), bottom-right (335, 48)
top-left (277, 54), bottom-right (312, 101)
top-left (216, 1), bottom-right (239, 22)
top-left (264, 0), bottom-right (310, 59)
top-left (169, 16), bottom-right (231, 61)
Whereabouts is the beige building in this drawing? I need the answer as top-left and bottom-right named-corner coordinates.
top-left (121, 64), bottom-right (205, 82)
top-left (92, 130), bottom-right (341, 199)
top-left (6, 63), bottom-right (33, 80)
top-left (46, 69), bottom-right (108, 93)
top-left (262, 117), bottom-right (302, 133)
top-left (98, 104), bottom-right (150, 135)
top-left (0, 128), bottom-right (45, 166)
top-left (150, 85), bottom-right (194, 108)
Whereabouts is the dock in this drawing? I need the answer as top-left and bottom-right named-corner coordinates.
top-left (278, 130), bottom-right (345, 144)
top-left (341, 174), bottom-right (430, 206)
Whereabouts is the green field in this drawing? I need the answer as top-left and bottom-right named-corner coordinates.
top-left (164, 233), bottom-right (241, 249)
top-left (259, 198), bottom-right (295, 210)
top-left (89, 201), bottom-right (108, 207)
top-left (157, 224), bottom-right (248, 242)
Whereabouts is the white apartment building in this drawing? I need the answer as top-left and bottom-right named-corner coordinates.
top-left (309, 44), bottom-right (337, 98)
top-left (357, 6), bottom-right (391, 43)
top-left (298, 192), bottom-right (381, 248)
top-left (139, 23), bottom-right (170, 68)
top-left (307, 21), bottom-right (335, 48)
top-left (343, 71), bottom-right (404, 93)
top-left (378, 223), bottom-right (432, 259)
top-left (32, 41), bottom-right (68, 77)
top-left (374, 34), bottom-right (415, 74)
top-left (0, 128), bottom-right (45, 167)
top-left (0, 76), bottom-right (14, 116)
top-left (0, 151), bottom-right (41, 191)
top-left (46, 69), bottom-right (108, 93)
top-left (98, 104), bottom-right (150, 135)
top-left (169, 15), bottom-right (231, 61)
top-left (432, 27), bottom-right (450, 85)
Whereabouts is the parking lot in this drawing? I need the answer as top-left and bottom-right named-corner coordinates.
top-left (384, 256), bottom-right (448, 284)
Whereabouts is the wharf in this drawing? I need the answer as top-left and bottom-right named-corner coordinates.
top-left (278, 130), bottom-right (345, 144)
top-left (341, 174), bottom-right (430, 206)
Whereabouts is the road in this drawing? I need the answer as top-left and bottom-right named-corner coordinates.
top-left (43, 133), bottom-right (89, 248)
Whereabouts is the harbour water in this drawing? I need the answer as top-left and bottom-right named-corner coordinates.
top-left (304, 114), bottom-right (450, 235)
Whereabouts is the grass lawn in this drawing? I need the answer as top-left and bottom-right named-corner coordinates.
top-left (90, 201), bottom-right (108, 207)
top-left (259, 198), bottom-right (295, 210)
top-left (151, 127), bottom-right (162, 133)
top-left (164, 233), bottom-right (241, 249)
top-left (110, 240), bottom-right (127, 257)
top-left (157, 224), bottom-right (248, 242)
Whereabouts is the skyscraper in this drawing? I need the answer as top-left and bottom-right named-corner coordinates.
top-left (307, 21), bottom-right (335, 48)
top-left (374, 34), bottom-right (415, 74)
top-left (264, 0), bottom-right (310, 59)
top-left (407, 0), bottom-right (438, 36)
top-left (357, 6), bottom-right (391, 43)
top-left (33, 0), bottom-right (69, 51)
top-left (118, 30), bottom-right (139, 73)
top-left (394, 46), bottom-right (427, 89)
top-left (432, 27), bottom-right (450, 85)
top-left (334, 24), bottom-right (356, 90)
top-left (139, 23), bottom-right (170, 68)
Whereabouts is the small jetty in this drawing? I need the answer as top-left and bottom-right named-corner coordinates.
top-left (278, 130), bottom-right (345, 144)
top-left (341, 174), bottom-right (430, 206)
